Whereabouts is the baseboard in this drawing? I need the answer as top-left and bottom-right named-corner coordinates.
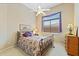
top-left (0, 45), bottom-right (14, 53)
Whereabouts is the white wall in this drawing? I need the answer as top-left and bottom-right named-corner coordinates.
top-left (74, 3), bottom-right (79, 36)
top-left (0, 4), bottom-right (35, 50)
top-left (0, 4), bottom-right (7, 49)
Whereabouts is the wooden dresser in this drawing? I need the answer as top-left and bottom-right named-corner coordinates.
top-left (65, 35), bottom-right (79, 56)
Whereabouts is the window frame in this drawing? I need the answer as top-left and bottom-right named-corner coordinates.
top-left (42, 12), bottom-right (62, 33)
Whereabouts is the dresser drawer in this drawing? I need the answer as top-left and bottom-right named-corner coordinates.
top-left (66, 35), bottom-right (79, 56)
top-left (68, 47), bottom-right (78, 56)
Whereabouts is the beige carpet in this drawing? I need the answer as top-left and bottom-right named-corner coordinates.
top-left (0, 42), bottom-right (68, 56)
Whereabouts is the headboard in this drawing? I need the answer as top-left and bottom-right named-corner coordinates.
top-left (19, 24), bottom-right (32, 32)
top-left (17, 24), bottom-right (33, 42)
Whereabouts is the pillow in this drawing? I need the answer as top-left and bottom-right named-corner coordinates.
top-left (23, 31), bottom-right (32, 37)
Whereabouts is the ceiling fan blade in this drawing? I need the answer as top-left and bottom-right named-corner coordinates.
top-left (38, 6), bottom-right (41, 9)
top-left (41, 11), bottom-right (46, 15)
top-left (42, 9), bottom-right (50, 11)
top-left (32, 8), bottom-right (38, 12)
top-left (36, 12), bottom-right (40, 16)
top-left (36, 11), bottom-right (46, 16)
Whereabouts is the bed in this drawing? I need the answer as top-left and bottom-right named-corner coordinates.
top-left (17, 24), bottom-right (54, 56)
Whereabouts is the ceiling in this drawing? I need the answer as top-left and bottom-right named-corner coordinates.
top-left (24, 3), bottom-right (61, 11)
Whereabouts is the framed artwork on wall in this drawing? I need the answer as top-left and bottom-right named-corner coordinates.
top-left (19, 24), bottom-right (31, 32)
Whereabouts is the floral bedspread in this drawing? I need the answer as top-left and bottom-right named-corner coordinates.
top-left (17, 34), bottom-right (53, 56)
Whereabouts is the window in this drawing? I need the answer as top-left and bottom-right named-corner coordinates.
top-left (42, 12), bottom-right (62, 33)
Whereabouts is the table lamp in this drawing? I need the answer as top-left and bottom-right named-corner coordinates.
top-left (67, 24), bottom-right (73, 35)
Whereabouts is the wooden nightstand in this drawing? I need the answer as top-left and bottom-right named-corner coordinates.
top-left (65, 35), bottom-right (79, 56)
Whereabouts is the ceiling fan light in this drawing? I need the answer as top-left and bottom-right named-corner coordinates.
top-left (36, 11), bottom-right (46, 16)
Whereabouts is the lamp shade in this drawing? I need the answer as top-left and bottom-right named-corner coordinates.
top-left (33, 27), bottom-right (38, 34)
top-left (67, 24), bottom-right (73, 35)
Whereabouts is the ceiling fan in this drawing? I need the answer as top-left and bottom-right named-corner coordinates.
top-left (34, 6), bottom-right (50, 16)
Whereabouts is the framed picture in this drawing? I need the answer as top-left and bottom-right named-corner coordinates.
top-left (19, 24), bottom-right (31, 32)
